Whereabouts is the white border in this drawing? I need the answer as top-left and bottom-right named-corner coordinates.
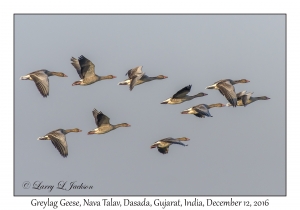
top-left (3, 0), bottom-right (296, 209)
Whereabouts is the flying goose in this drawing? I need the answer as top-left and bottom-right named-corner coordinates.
top-left (150, 137), bottom-right (190, 154)
top-left (226, 91), bottom-right (270, 107)
top-left (118, 74), bottom-right (168, 87)
top-left (181, 103), bottom-right (225, 118)
top-left (205, 79), bottom-right (250, 107)
top-left (37, 128), bottom-right (82, 157)
top-left (122, 66), bottom-right (145, 91)
top-left (20, 70), bottom-right (68, 97)
top-left (87, 108), bottom-right (130, 135)
top-left (71, 55), bottom-right (116, 86)
top-left (161, 85), bottom-right (207, 104)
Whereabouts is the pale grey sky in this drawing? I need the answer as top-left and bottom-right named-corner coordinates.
top-left (15, 14), bottom-right (285, 196)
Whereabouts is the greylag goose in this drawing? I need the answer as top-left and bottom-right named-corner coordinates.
top-left (161, 85), bottom-right (207, 104)
top-left (20, 70), bottom-right (68, 97)
top-left (37, 128), bottom-right (82, 157)
top-left (226, 91), bottom-right (270, 107)
top-left (181, 103), bottom-right (225, 118)
top-left (87, 108), bottom-right (130, 135)
top-left (205, 79), bottom-right (250, 107)
top-left (118, 74), bottom-right (168, 88)
top-left (71, 55), bottom-right (116, 86)
top-left (150, 137), bottom-right (190, 154)
top-left (122, 66), bottom-right (145, 91)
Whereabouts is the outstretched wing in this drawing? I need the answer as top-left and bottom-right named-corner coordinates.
top-left (48, 130), bottom-right (68, 157)
top-left (217, 81), bottom-right (237, 107)
top-left (30, 71), bottom-right (50, 97)
top-left (126, 66), bottom-right (143, 78)
top-left (161, 138), bottom-right (187, 146)
top-left (71, 57), bottom-right (83, 78)
top-left (241, 92), bottom-right (253, 107)
top-left (193, 104), bottom-right (212, 117)
top-left (159, 137), bottom-right (174, 142)
top-left (78, 55), bottom-right (96, 79)
top-left (126, 66), bottom-right (144, 91)
top-left (172, 85), bottom-right (192, 99)
top-left (92, 109), bottom-right (110, 127)
top-left (71, 55), bottom-right (95, 79)
top-left (236, 90), bottom-right (247, 99)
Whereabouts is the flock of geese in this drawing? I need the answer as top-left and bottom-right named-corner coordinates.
top-left (20, 55), bottom-right (270, 157)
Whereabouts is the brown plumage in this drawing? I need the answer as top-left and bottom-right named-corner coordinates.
top-left (161, 85), bottom-right (207, 104)
top-left (205, 79), bottom-right (250, 107)
top-left (20, 69), bottom-right (68, 97)
top-left (87, 108), bottom-right (130, 135)
top-left (71, 55), bottom-right (116, 86)
top-left (181, 103), bottom-right (225, 118)
top-left (226, 91), bottom-right (270, 107)
top-left (37, 128), bottom-right (82, 157)
top-left (124, 66), bottom-right (145, 91)
top-left (118, 74), bottom-right (168, 87)
top-left (150, 137), bottom-right (190, 154)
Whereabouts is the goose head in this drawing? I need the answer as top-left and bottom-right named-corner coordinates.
top-left (55, 72), bottom-right (68, 77)
top-left (260, 96), bottom-right (270, 100)
top-left (156, 75), bottom-right (168, 79)
top-left (72, 128), bottom-right (82, 132)
top-left (234, 79), bottom-right (250, 84)
top-left (107, 75), bottom-right (117, 79)
top-left (119, 123), bottom-right (131, 127)
top-left (176, 137), bottom-right (190, 141)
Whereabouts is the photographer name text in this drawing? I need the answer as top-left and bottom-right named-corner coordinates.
top-left (23, 181), bottom-right (93, 192)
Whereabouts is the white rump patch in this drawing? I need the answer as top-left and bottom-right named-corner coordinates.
top-left (20, 75), bottom-right (31, 80)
